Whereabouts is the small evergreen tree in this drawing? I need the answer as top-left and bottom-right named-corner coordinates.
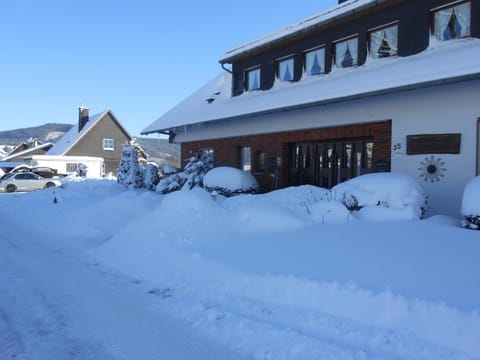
top-left (144, 162), bottom-right (160, 191)
top-left (156, 155), bottom-right (213, 194)
top-left (117, 142), bottom-right (144, 188)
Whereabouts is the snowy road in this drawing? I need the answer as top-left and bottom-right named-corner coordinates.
top-left (0, 223), bottom-right (247, 360)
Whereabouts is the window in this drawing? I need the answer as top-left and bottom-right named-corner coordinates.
top-left (276, 57), bottom-right (294, 81)
top-left (103, 138), bottom-right (114, 151)
top-left (433, 1), bottom-right (471, 41)
top-left (254, 150), bottom-right (265, 172)
top-left (16, 173), bottom-right (37, 180)
top-left (198, 148), bottom-right (214, 164)
top-left (240, 146), bottom-right (251, 171)
top-left (304, 47), bottom-right (325, 76)
top-left (334, 37), bottom-right (358, 68)
top-left (369, 24), bottom-right (398, 58)
top-left (245, 67), bottom-right (261, 91)
top-left (66, 163), bottom-right (78, 172)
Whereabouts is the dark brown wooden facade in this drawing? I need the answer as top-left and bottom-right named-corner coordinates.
top-left (225, 0), bottom-right (480, 96)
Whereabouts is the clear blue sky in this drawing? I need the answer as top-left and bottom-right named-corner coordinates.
top-left (0, 0), bottom-right (338, 137)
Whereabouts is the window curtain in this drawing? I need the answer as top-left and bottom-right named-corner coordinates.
top-left (370, 25), bottom-right (398, 58)
top-left (305, 48), bottom-right (325, 75)
top-left (335, 38), bottom-right (358, 68)
top-left (247, 69), bottom-right (260, 90)
top-left (279, 59), bottom-right (293, 81)
top-left (241, 147), bottom-right (251, 171)
top-left (434, 2), bottom-right (471, 40)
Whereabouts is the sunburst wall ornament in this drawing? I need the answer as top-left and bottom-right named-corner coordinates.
top-left (419, 156), bottom-right (446, 182)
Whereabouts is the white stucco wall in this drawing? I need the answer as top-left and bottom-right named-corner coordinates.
top-left (176, 79), bottom-right (480, 217)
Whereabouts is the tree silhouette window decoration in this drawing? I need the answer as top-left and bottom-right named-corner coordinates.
top-left (377, 31), bottom-right (392, 57)
top-left (370, 24), bottom-right (398, 58)
top-left (305, 48), bottom-right (325, 76)
top-left (335, 38), bottom-right (358, 68)
top-left (342, 44), bottom-right (354, 67)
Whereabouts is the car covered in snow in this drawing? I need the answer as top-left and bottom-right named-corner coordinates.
top-left (0, 171), bottom-right (62, 193)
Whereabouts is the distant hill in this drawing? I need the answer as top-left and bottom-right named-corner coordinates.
top-left (0, 123), bottom-right (180, 168)
top-left (136, 137), bottom-right (180, 168)
top-left (0, 123), bottom-right (73, 145)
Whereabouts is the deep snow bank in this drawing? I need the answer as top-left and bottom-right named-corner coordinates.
top-left (94, 186), bottom-right (480, 359)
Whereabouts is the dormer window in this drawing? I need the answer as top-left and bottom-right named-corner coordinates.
top-left (245, 67), bottom-right (261, 91)
top-left (433, 1), bottom-right (471, 41)
top-left (369, 23), bottom-right (398, 58)
top-left (334, 36), bottom-right (358, 68)
top-left (276, 56), bottom-right (294, 82)
top-left (304, 47), bottom-right (325, 76)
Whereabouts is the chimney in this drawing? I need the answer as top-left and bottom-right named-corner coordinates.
top-left (78, 104), bottom-right (89, 132)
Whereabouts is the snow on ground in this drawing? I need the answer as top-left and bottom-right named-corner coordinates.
top-left (1, 178), bottom-right (479, 360)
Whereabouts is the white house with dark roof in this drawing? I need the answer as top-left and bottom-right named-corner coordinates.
top-left (143, 0), bottom-right (480, 216)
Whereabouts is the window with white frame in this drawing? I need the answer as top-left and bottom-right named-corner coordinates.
top-left (103, 138), bottom-right (114, 150)
top-left (277, 57), bottom-right (294, 81)
top-left (198, 148), bottom-right (214, 164)
top-left (369, 24), bottom-right (398, 58)
top-left (240, 146), bottom-right (251, 171)
top-left (433, 1), bottom-right (471, 41)
top-left (245, 67), bottom-right (261, 91)
top-left (334, 37), bottom-right (358, 68)
top-left (304, 47), bottom-right (325, 76)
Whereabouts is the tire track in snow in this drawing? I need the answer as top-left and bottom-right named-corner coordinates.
top-left (0, 228), bottom-right (249, 360)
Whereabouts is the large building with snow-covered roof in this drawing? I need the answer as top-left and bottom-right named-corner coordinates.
top-left (143, 0), bottom-right (480, 216)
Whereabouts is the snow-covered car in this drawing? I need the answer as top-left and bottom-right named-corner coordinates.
top-left (0, 171), bottom-right (62, 193)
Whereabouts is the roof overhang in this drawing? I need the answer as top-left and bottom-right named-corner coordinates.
top-left (142, 72), bottom-right (480, 136)
top-left (219, 0), bottom-right (393, 64)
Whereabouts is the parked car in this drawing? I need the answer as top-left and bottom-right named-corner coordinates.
top-left (9, 164), bottom-right (58, 178)
top-left (0, 172), bottom-right (62, 193)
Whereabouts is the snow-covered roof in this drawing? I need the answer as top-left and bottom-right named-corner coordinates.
top-left (47, 111), bottom-right (106, 155)
top-left (220, 0), bottom-right (384, 63)
top-left (47, 110), bottom-right (130, 155)
top-left (142, 38), bottom-right (480, 135)
top-left (1, 142), bottom-right (54, 161)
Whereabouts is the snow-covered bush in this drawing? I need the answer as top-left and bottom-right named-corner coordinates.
top-left (461, 176), bottom-right (480, 230)
top-left (309, 200), bottom-right (352, 224)
top-left (117, 144), bottom-right (144, 188)
top-left (162, 165), bottom-right (177, 176)
top-left (143, 162), bottom-right (160, 191)
top-left (331, 173), bottom-right (428, 220)
top-left (156, 156), bottom-right (213, 194)
top-left (76, 163), bottom-right (88, 177)
top-left (203, 166), bottom-right (259, 197)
